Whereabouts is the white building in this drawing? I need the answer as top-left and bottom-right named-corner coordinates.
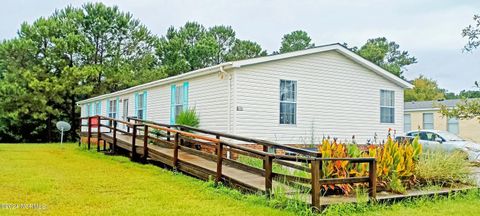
top-left (78, 43), bottom-right (412, 144)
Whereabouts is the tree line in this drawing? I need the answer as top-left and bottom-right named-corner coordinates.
top-left (0, 2), bottom-right (476, 142)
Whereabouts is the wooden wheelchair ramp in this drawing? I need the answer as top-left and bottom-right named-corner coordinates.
top-left (79, 115), bottom-right (377, 209)
top-left (101, 132), bottom-right (285, 193)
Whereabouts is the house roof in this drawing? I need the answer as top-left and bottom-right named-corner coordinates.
top-left (78, 43), bottom-right (413, 105)
top-left (404, 99), bottom-right (464, 111)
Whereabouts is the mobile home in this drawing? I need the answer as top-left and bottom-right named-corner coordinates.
top-left (78, 44), bottom-right (413, 144)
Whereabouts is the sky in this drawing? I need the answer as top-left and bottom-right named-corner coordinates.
top-left (1, 0), bottom-right (479, 93)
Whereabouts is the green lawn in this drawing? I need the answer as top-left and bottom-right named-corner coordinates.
top-left (1, 144), bottom-right (479, 216)
top-left (0, 144), bottom-right (294, 216)
top-left (324, 190), bottom-right (480, 216)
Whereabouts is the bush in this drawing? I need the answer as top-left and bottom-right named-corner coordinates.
top-left (318, 135), bottom-right (422, 194)
top-left (414, 150), bottom-right (472, 186)
top-left (176, 108), bottom-right (200, 128)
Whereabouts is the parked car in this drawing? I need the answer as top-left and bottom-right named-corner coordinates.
top-left (405, 129), bottom-right (480, 162)
top-left (395, 135), bottom-right (415, 144)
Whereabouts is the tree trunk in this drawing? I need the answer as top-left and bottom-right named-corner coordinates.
top-left (47, 114), bottom-right (52, 143)
top-left (70, 95), bottom-right (77, 142)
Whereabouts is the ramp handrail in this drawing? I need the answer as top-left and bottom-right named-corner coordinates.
top-left (79, 115), bottom-right (377, 209)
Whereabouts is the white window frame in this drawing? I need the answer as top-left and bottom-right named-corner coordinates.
top-left (380, 90), bottom-right (395, 123)
top-left (423, 113), bottom-right (434, 129)
top-left (175, 85), bottom-right (184, 118)
top-left (404, 114), bottom-right (411, 132)
top-left (108, 99), bottom-right (117, 119)
top-left (279, 79), bottom-right (297, 125)
top-left (137, 93), bottom-right (144, 119)
top-left (447, 117), bottom-right (459, 134)
top-left (95, 102), bottom-right (101, 115)
top-left (86, 104), bottom-right (91, 117)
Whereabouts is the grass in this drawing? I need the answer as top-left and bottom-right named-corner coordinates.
top-left (414, 150), bottom-right (473, 186)
top-left (0, 144), bottom-right (296, 216)
top-left (236, 155), bottom-right (310, 178)
top-left (323, 189), bottom-right (480, 216)
top-left (1, 144), bottom-right (479, 216)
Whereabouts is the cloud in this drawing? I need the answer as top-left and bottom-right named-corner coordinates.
top-left (0, 0), bottom-right (478, 92)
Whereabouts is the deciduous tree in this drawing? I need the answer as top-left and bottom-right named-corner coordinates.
top-left (404, 76), bottom-right (445, 102)
top-left (355, 37), bottom-right (417, 77)
top-left (279, 30), bottom-right (315, 53)
top-left (0, 3), bottom-right (159, 142)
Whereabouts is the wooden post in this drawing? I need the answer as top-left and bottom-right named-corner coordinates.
top-left (173, 133), bottom-right (180, 169)
top-left (262, 145), bottom-right (268, 169)
top-left (179, 128), bottom-right (184, 146)
top-left (167, 126), bottom-right (171, 142)
top-left (126, 117), bottom-right (130, 133)
top-left (87, 117), bottom-right (91, 150)
top-left (97, 116), bottom-right (101, 152)
top-left (215, 142), bottom-right (223, 184)
top-left (369, 159), bottom-right (377, 200)
top-left (215, 135), bottom-right (221, 156)
top-left (131, 124), bottom-right (137, 161)
top-left (264, 155), bottom-right (273, 196)
top-left (78, 118), bottom-right (82, 146)
top-left (112, 121), bottom-right (117, 153)
top-left (310, 159), bottom-right (321, 210)
top-left (143, 125), bottom-right (149, 162)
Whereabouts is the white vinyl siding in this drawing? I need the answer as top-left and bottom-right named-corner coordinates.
top-left (279, 80), bottom-right (297, 125)
top-left (447, 117), bottom-right (459, 134)
top-left (78, 49), bottom-right (408, 144)
top-left (233, 50), bottom-right (404, 144)
top-left (404, 114), bottom-right (411, 132)
top-left (423, 113), bottom-right (434, 129)
top-left (144, 74), bottom-right (229, 132)
top-left (380, 90), bottom-right (395, 123)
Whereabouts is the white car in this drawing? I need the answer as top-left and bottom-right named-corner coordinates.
top-left (405, 129), bottom-right (480, 162)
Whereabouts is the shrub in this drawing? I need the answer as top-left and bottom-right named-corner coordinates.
top-left (176, 108), bottom-right (200, 128)
top-left (369, 135), bottom-right (422, 193)
top-left (319, 134), bottom-right (423, 194)
top-left (415, 150), bottom-right (472, 186)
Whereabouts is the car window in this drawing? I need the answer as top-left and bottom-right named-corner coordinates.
top-left (426, 132), bottom-right (437, 141)
top-left (418, 132), bottom-right (437, 141)
top-left (418, 132), bottom-right (428, 140)
top-left (407, 132), bottom-right (419, 137)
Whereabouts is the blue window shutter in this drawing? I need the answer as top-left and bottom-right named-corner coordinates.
top-left (86, 104), bottom-right (90, 117)
top-left (170, 85), bottom-right (176, 125)
top-left (90, 103), bottom-right (94, 116)
top-left (183, 82), bottom-right (189, 110)
top-left (116, 97), bottom-right (120, 119)
top-left (134, 92), bottom-right (139, 118)
top-left (106, 99), bottom-right (110, 117)
top-left (143, 91), bottom-right (147, 120)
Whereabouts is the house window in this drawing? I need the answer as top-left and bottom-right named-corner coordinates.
top-left (95, 102), bottom-right (101, 115)
top-left (108, 99), bottom-right (117, 119)
top-left (137, 93), bottom-right (144, 119)
top-left (404, 114), bottom-right (411, 132)
top-left (380, 90), bottom-right (395, 123)
top-left (86, 104), bottom-right (91, 117)
top-left (175, 85), bottom-right (184, 118)
top-left (280, 80), bottom-right (297, 125)
top-left (447, 117), bottom-right (459, 134)
top-left (423, 113), bottom-right (434, 129)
